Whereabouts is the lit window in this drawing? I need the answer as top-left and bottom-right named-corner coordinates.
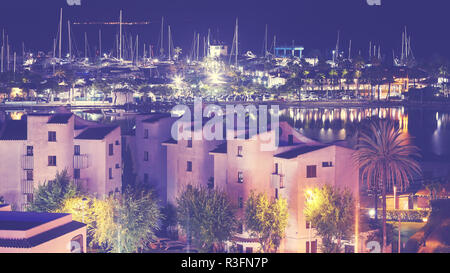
top-left (238, 172), bottom-right (244, 183)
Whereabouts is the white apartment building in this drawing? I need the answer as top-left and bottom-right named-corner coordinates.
top-left (0, 112), bottom-right (122, 210)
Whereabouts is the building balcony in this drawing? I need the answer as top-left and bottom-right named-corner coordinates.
top-left (74, 154), bottom-right (89, 169)
top-left (21, 155), bottom-right (34, 170)
top-left (21, 179), bottom-right (34, 194)
top-left (271, 173), bottom-right (285, 189)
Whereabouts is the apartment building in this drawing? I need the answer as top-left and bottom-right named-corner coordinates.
top-left (209, 121), bottom-right (359, 253)
top-left (0, 112), bottom-right (122, 210)
top-left (127, 113), bottom-right (178, 204)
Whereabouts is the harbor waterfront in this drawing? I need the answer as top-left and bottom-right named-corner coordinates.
top-left (1, 0), bottom-right (450, 256)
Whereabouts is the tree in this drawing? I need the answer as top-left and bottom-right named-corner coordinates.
top-left (354, 119), bottom-right (421, 252)
top-left (304, 185), bottom-right (355, 253)
top-left (28, 170), bottom-right (79, 212)
top-left (244, 192), bottom-right (288, 253)
top-left (177, 185), bottom-right (236, 252)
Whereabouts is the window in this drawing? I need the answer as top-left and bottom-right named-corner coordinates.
top-left (306, 240), bottom-right (317, 253)
top-left (115, 140), bottom-right (120, 145)
top-left (74, 169), bottom-right (80, 179)
top-left (109, 168), bottom-right (113, 179)
top-left (187, 139), bottom-right (193, 148)
top-left (115, 163), bottom-right (120, 169)
top-left (237, 146), bottom-right (243, 157)
top-left (306, 165), bottom-right (317, 178)
top-left (144, 173), bottom-right (149, 184)
top-left (306, 221), bottom-right (315, 229)
top-left (70, 235), bottom-right (84, 253)
top-left (25, 193), bottom-right (33, 203)
top-left (48, 156), bottom-right (57, 166)
top-left (74, 145), bottom-right (81, 156)
top-left (144, 151), bottom-right (149, 161)
top-left (238, 171), bottom-right (244, 183)
top-left (26, 146), bottom-right (33, 156)
top-left (275, 188), bottom-right (279, 200)
top-left (274, 163), bottom-right (279, 174)
top-left (245, 247), bottom-right (253, 253)
top-left (322, 161), bottom-right (333, 167)
top-left (48, 131), bottom-right (56, 142)
top-left (26, 170), bottom-right (33, 181)
top-left (187, 161), bottom-right (192, 172)
top-left (109, 144), bottom-right (114, 156)
top-left (238, 197), bottom-right (244, 208)
top-left (144, 129), bottom-right (149, 139)
top-left (288, 134), bottom-right (294, 145)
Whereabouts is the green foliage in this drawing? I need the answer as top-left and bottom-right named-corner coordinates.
top-left (244, 192), bottom-right (289, 253)
top-left (177, 185), bottom-right (237, 252)
top-left (27, 170), bottom-right (79, 212)
top-left (58, 187), bottom-right (162, 253)
top-left (304, 185), bottom-right (355, 253)
top-left (111, 187), bottom-right (162, 253)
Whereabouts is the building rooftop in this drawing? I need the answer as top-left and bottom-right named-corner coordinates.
top-left (0, 211), bottom-right (69, 231)
top-left (47, 113), bottom-right (73, 124)
top-left (75, 126), bottom-right (118, 140)
top-left (274, 145), bottom-right (328, 159)
top-left (210, 142), bottom-right (227, 154)
top-left (142, 113), bottom-right (171, 123)
top-left (0, 221), bottom-right (85, 249)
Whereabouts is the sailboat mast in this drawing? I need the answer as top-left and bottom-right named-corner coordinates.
top-left (68, 21), bottom-right (72, 60)
top-left (59, 8), bottom-right (63, 59)
top-left (119, 10), bottom-right (123, 60)
top-left (160, 17), bottom-right (164, 56)
top-left (264, 24), bottom-right (268, 57)
top-left (84, 32), bottom-right (87, 59)
top-left (99, 29), bottom-right (102, 58)
top-left (168, 25), bottom-right (171, 61)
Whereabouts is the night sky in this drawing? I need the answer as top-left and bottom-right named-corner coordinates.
top-left (0, 0), bottom-right (449, 60)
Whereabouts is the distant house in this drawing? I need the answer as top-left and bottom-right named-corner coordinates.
top-left (0, 206), bottom-right (86, 253)
top-left (0, 112), bottom-right (122, 210)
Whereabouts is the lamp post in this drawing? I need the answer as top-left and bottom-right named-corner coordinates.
top-left (81, 197), bottom-right (88, 223)
top-left (394, 186), bottom-right (401, 253)
top-left (306, 190), bottom-right (314, 253)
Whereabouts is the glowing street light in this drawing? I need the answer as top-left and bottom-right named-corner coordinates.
top-left (172, 74), bottom-right (184, 87)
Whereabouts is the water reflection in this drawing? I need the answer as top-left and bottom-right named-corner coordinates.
top-left (280, 107), bottom-right (450, 160)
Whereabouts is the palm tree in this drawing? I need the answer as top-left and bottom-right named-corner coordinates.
top-left (354, 119), bottom-right (421, 253)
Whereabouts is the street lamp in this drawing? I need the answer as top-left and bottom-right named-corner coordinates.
top-left (81, 197), bottom-right (88, 224)
top-left (306, 189), bottom-right (314, 253)
top-left (394, 186), bottom-right (401, 253)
